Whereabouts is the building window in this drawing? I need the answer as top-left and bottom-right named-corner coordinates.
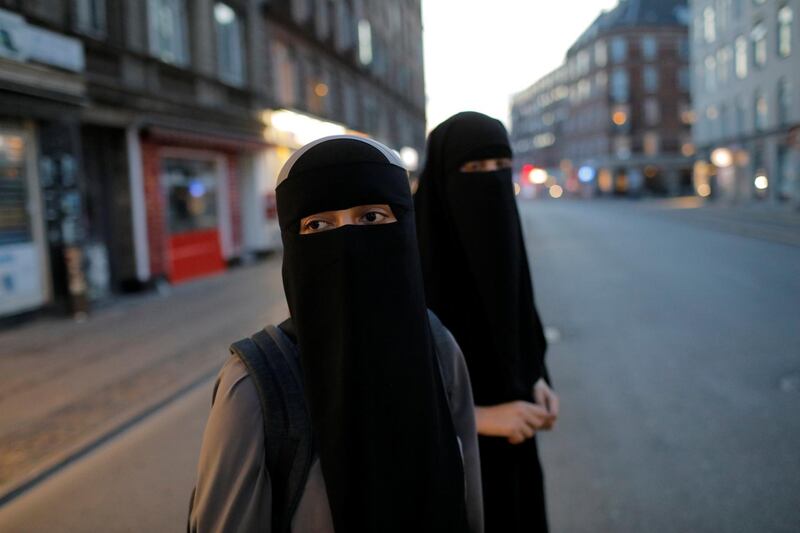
top-left (777, 145), bottom-right (794, 200)
top-left (719, 0), bottom-right (730, 33)
top-left (595, 40), bottom-right (607, 67)
top-left (778, 78), bottom-right (791, 126)
top-left (294, 55), bottom-right (307, 107)
top-left (717, 46), bottom-right (731, 84)
top-left (358, 19), bottom-right (373, 66)
top-left (754, 91), bottom-right (768, 131)
top-left (334, 1), bottom-right (355, 51)
top-left (644, 98), bottom-right (660, 125)
top-left (678, 36), bottom-right (690, 59)
top-left (680, 101), bottom-right (695, 125)
top-left (611, 68), bottom-right (629, 102)
top-left (214, 3), bottom-right (245, 86)
top-left (678, 67), bottom-right (690, 92)
top-left (778, 5), bottom-right (793, 58)
top-left (735, 36), bottom-right (748, 78)
top-left (720, 103), bottom-right (730, 138)
top-left (643, 132), bottom-right (660, 155)
top-left (732, 0), bottom-right (743, 18)
top-left (704, 7), bottom-right (716, 43)
top-left (735, 97), bottom-right (746, 133)
top-left (343, 80), bottom-right (358, 127)
top-left (611, 36), bottom-right (627, 63)
top-left (74, 0), bottom-right (106, 36)
top-left (272, 41), bottom-right (295, 107)
top-left (315, 0), bottom-right (331, 41)
top-left (291, 0), bottom-right (312, 24)
top-left (148, 0), bottom-right (189, 65)
top-left (0, 133), bottom-right (32, 246)
top-left (751, 21), bottom-right (767, 68)
top-left (577, 49), bottom-right (590, 74)
top-left (595, 70), bottom-right (607, 89)
top-left (614, 135), bottom-right (631, 159)
top-left (641, 35), bottom-right (658, 61)
top-left (577, 78), bottom-right (591, 100)
top-left (363, 93), bottom-right (378, 133)
top-left (643, 66), bottom-right (659, 93)
top-left (164, 158), bottom-right (219, 234)
top-left (704, 55), bottom-right (717, 92)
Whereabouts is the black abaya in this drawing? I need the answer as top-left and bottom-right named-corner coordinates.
top-left (415, 112), bottom-right (550, 532)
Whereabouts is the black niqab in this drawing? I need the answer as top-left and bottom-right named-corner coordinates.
top-left (415, 112), bottom-right (547, 406)
top-left (276, 136), bottom-right (469, 532)
top-left (415, 113), bottom-right (550, 533)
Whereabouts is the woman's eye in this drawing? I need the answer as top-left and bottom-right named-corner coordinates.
top-left (304, 219), bottom-right (332, 232)
top-left (361, 211), bottom-right (387, 224)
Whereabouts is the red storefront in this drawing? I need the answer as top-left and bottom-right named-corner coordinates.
top-left (140, 127), bottom-right (259, 284)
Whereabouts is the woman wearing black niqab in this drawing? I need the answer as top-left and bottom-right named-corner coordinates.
top-left (190, 135), bottom-right (482, 533)
top-left (415, 112), bottom-right (558, 532)
top-left (278, 135), bottom-right (470, 531)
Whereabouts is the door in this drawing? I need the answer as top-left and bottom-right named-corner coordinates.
top-left (162, 156), bottom-right (225, 283)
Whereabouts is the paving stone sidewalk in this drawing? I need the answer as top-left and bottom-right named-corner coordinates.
top-left (0, 257), bottom-right (288, 501)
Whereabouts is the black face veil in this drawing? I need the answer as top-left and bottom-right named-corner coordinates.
top-left (415, 112), bottom-right (548, 406)
top-left (276, 136), bottom-right (469, 532)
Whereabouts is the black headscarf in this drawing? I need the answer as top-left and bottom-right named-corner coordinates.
top-left (276, 135), bottom-right (469, 532)
top-left (414, 112), bottom-right (548, 406)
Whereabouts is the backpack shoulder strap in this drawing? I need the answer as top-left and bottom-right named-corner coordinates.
top-left (230, 327), bottom-right (313, 533)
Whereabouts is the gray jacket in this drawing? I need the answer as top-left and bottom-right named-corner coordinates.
top-left (189, 313), bottom-right (483, 532)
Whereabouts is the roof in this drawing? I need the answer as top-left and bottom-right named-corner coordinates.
top-left (569, 0), bottom-right (689, 52)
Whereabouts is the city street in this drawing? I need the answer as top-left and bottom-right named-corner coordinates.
top-left (0, 200), bottom-right (798, 532)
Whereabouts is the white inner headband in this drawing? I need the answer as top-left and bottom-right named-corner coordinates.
top-left (276, 135), bottom-right (406, 185)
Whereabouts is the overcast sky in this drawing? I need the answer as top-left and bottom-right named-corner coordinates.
top-left (421, 0), bottom-right (619, 129)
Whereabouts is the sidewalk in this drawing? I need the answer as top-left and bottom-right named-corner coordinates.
top-left (0, 256), bottom-right (288, 503)
top-left (642, 197), bottom-right (800, 247)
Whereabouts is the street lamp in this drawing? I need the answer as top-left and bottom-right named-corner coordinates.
top-left (400, 147), bottom-right (419, 171)
top-left (710, 147), bottom-right (733, 168)
top-left (530, 168), bottom-right (548, 184)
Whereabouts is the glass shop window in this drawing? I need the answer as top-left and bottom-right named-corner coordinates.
top-left (163, 158), bottom-right (219, 234)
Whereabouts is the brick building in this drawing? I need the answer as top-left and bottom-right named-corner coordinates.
top-left (510, 0), bottom-right (694, 197)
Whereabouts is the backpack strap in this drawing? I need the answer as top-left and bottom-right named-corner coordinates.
top-left (229, 326), bottom-right (314, 533)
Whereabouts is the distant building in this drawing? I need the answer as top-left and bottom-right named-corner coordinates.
top-left (511, 0), bottom-right (693, 197)
top-left (0, 0), bottom-right (425, 318)
top-left (690, 0), bottom-right (800, 204)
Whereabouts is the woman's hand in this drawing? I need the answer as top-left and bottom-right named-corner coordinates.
top-left (533, 378), bottom-right (559, 430)
top-left (475, 401), bottom-right (554, 445)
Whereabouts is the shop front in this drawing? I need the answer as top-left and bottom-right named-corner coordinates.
top-left (140, 128), bottom-right (260, 285)
top-left (0, 7), bottom-right (94, 318)
top-left (161, 154), bottom-right (228, 283)
top-left (0, 125), bottom-right (48, 317)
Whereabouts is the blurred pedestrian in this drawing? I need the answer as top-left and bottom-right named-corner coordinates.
top-left (415, 112), bottom-right (558, 532)
top-left (189, 135), bottom-right (483, 532)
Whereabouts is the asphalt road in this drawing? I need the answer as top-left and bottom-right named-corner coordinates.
top-left (0, 200), bottom-right (797, 532)
top-left (523, 200), bottom-right (800, 533)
